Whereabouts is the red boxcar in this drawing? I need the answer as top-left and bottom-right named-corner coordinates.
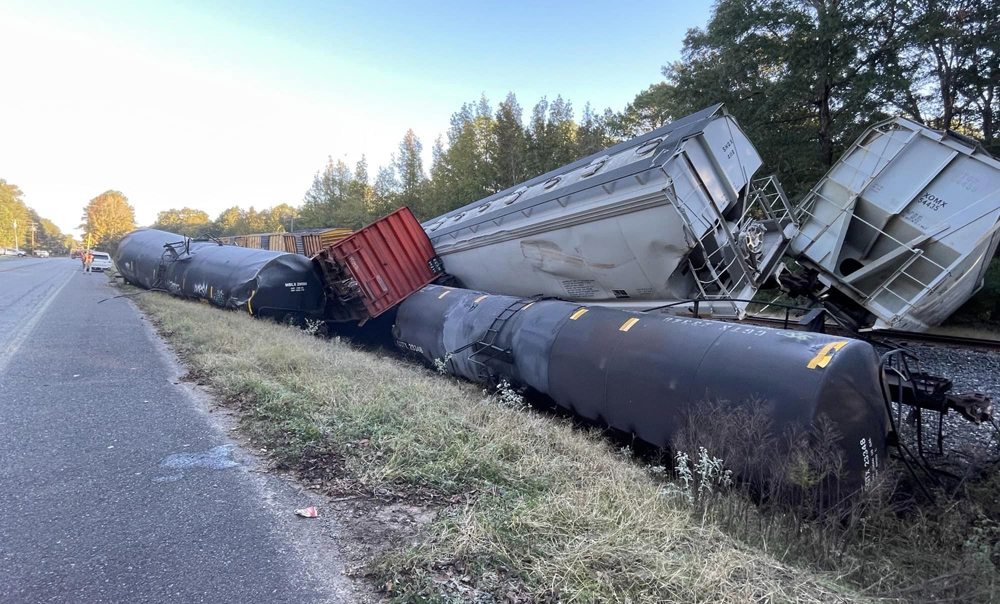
top-left (315, 207), bottom-right (443, 323)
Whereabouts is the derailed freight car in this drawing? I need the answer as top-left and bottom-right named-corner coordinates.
top-left (115, 228), bottom-right (327, 321)
top-left (115, 207), bottom-right (444, 325)
top-left (423, 104), bottom-right (795, 320)
top-left (787, 118), bottom-right (1000, 331)
top-left (394, 284), bottom-right (890, 492)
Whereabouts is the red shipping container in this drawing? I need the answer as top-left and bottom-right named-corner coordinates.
top-left (318, 207), bottom-right (443, 322)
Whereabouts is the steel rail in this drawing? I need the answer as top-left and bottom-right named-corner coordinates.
top-left (740, 315), bottom-right (1000, 351)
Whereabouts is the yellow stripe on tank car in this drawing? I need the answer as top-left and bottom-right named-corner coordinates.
top-left (570, 308), bottom-right (588, 320)
top-left (619, 317), bottom-right (640, 332)
top-left (807, 341), bottom-right (848, 369)
top-left (521, 302), bottom-right (534, 310)
top-left (247, 290), bottom-right (256, 315)
top-left (438, 290), bottom-right (452, 299)
top-left (474, 295), bottom-right (488, 303)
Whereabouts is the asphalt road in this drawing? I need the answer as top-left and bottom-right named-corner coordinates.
top-left (0, 258), bottom-right (351, 603)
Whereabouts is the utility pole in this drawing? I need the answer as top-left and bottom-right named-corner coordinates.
top-left (12, 219), bottom-right (17, 251)
top-left (29, 221), bottom-right (36, 253)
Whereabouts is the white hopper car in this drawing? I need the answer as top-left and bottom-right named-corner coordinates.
top-left (788, 118), bottom-right (1000, 331)
top-left (424, 104), bottom-right (795, 319)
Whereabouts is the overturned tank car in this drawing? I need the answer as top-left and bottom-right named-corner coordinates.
top-left (115, 207), bottom-right (445, 324)
top-left (394, 284), bottom-right (890, 492)
top-left (424, 104), bottom-right (795, 319)
top-left (787, 118), bottom-right (1000, 331)
top-left (115, 228), bottom-right (327, 322)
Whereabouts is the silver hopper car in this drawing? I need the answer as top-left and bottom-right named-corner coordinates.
top-left (788, 118), bottom-right (1000, 331)
top-left (424, 104), bottom-right (795, 319)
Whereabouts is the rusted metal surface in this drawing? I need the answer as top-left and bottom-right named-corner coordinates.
top-left (317, 207), bottom-right (444, 322)
top-left (226, 228), bottom-right (352, 257)
top-left (318, 228), bottom-right (352, 247)
top-left (302, 234), bottom-right (323, 257)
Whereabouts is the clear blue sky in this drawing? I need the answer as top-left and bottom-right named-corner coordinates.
top-left (0, 0), bottom-right (714, 233)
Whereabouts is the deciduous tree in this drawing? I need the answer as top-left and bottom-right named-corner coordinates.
top-left (0, 179), bottom-right (31, 249)
top-left (80, 190), bottom-right (136, 251)
top-left (152, 207), bottom-right (212, 237)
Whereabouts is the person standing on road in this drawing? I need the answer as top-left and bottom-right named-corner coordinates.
top-left (84, 251), bottom-right (93, 273)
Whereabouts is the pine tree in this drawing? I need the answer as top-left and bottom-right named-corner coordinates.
top-left (372, 165), bottom-right (399, 217)
top-left (525, 97), bottom-right (551, 177)
top-left (494, 93), bottom-right (528, 190)
top-left (394, 129), bottom-right (427, 218)
top-left (547, 95), bottom-right (577, 169)
top-left (577, 103), bottom-right (614, 158)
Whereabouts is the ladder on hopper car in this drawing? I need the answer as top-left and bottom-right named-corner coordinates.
top-left (450, 297), bottom-right (534, 382)
top-left (666, 170), bottom-right (796, 318)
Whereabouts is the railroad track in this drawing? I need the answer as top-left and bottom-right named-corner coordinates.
top-left (741, 315), bottom-right (1000, 352)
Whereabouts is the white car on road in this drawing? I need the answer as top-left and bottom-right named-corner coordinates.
top-left (89, 251), bottom-right (114, 272)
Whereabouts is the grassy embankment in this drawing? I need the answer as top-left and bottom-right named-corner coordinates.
top-left (125, 282), bottom-right (998, 603)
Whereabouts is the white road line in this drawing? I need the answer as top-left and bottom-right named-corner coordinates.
top-left (0, 268), bottom-right (76, 377)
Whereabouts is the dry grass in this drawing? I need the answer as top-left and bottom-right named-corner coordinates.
top-left (128, 288), bottom-right (879, 603)
top-left (127, 286), bottom-right (999, 603)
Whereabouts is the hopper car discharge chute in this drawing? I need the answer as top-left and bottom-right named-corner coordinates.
top-left (786, 118), bottom-right (1000, 332)
top-left (114, 207), bottom-right (444, 324)
top-left (423, 104), bottom-right (796, 320)
top-left (393, 284), bottom-right (891, 493)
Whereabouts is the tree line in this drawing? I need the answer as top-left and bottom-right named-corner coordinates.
top-left (0, 179), bottom-right (78, 253)
top-left (277, 0), bottom-right (1000, 230)
top-left (628, 0), bottom-right (1000, 194)
top-left (294, 95), bottom-right (617, 228)
top-left (35, 0), bottom-right (1000, 252)
top-left (149, 203), bottom-right (299, 238)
